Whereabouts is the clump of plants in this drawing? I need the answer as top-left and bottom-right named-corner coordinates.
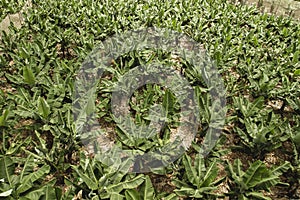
top-left (0, 0), bottom-right (299, 199)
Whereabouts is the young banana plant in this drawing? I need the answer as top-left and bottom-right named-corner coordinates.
top-left (226, 159), bottom-right (291, 200)
top-left (173, 153), bottom-right (224, 199)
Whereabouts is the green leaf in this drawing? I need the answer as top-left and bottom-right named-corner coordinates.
top-left (23, 65), bottom-right (35, 85)
top-left (162, 89), bottom-right (174, 118)
top-left (194, 153), bottom-right (205, 186)
top-left (172, 179), bottom-right (190, 188)
top-left (174, 187), bottom-right (200, 197)
top-left (110, 193), bottom-right (124, 200)
top-left (175, 187), bottom-right (217, 198)
top-left (294, 69), bottom-right (300, 76)
top-left (20, 47), bottom-right (30, 59)
top-left (17, 164), bottom-right (51, 194)
top-left (0, 189), bottom-right (13, 197)
top-left (293, 132), bottom-right (300, 148)
top-left (19, 187), bottom-right (45, 200)
top-left (0, 156), bottom-right (14, 186)
top-left (234, 159), bottom-right (245, 178)
top-left (85, 88), bottom-right (96, 116)
top-left (248, 96), bottom-right (265, 117)
top-left (140, 176), bottom-right (155, 200)
top-left (19, 155), bottom-right (35, 181)
top-left (91, 196), bottom-right (100, 200)
top-left (162, 193), bottom-right (178, 200)
top-left (226, 159), bottom-right (245, 188)
top-left (43, 185), bottom-right (57, 200)
top-left (125, 189), bottom-right (140, 200)
top-left (200, 159), bottom-right (218, 188)
top-left (106, 174), bottom-right (145, 194)
top-left (243, 160), bottom-right (265, 189)
top-left (271, 161), bottom-right (291, 175)
top-left (38, 96), bottom-right (50, 119)
top-left (182, 154), bottom-right (197, 185)
top-left (72, 165), bottom-right (98, 190)
top-left (251, 176), bottom-right (280, 189)
top-left (0, 108), bottom-right (9, 126)
top-left (247, 191), bottom-right (271, 200)
top-left (292, 51), bottom-right (299, 63)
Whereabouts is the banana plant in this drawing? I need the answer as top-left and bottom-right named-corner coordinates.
top-left (71, 153), bottom-right (145, 199)
top-left (124, 175), bottom-right (155, 200)
top-left (0, 155), bottom-right (66, 200)
top-left (226, 159), bottom-right (291, 200)
top-left (172, 153), bottom-right (224, 199)
top-left (7, 87), bottom-right (52, 121)
top-left (233, 96), bottom-right (291, 157)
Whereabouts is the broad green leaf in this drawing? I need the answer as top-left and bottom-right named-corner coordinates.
top-left (23, 65), bottom-right (35, 85)
top-left (125, 189), bottom-right (140, 200)
top-left (20, 155), bottom-right (34, 181)
top-left (226, 159), bottom-right (244, 187)
top-left (0, 156), bottom-right (14, 186)
top-left (175, 187), bottom-right (212, 198)
top-left (20, 186), bottom-right (46, 200)
top-left (38, 97), bottom-right (50, 119)
top-left (293, 132), bottom-right (300, 148)
top-left (34, 131), bottom-right (47, 152)
top-left (162, 89), bottom-right (174, 118)
top-left (91, 196), bottom-right (100, 200)
top-left (140, 176), bottom-right (154, 200)
top-left (14, 105), bottom-right (35, 118)
top-left (85, 88), bottom-right (96, 116)
top-left (6, 73), bottom-right (23, 84)
top-left (247, 191), bottom-right (271, 200)
top-left (171, 179), bottom-right (190, 188)
top-left (113, 158), bottom-right (134, 180)
top-left (20, 47), bottom-right (30, 59)
top-left (251, 176), bottom-right (280, 189)
top-left (239, 194), bottom-right (249, 200)
top-left (200, 159), bottom-right (218, 188)
top-left (233, 158), bottom-right (244, 178)
top-left (286, 98), bottom-right (300, 111)
top-left (0, 189), bottom-right (13, 197)
top-left (66, 109), bottom-right (72, 128)
top-left (71, 165), bottom-right (98, 190)
top-left (42, 185), bottom-right (57, 200)
top-left (271, 161), bottom-right (291, 175)
top-left (110, 193), bottom-right (124, 200)
top-left (17, 164), bottom-right (50, 194)
top-left (0, 109), bottom-right (9, 126)
top-left (5, 136), bottom-right (31, 155)
top-left (163, 193), bottom-right (178, 200)
top-left (248, 96), bottom-right (264, 117)
top-left (294, 69), bottom-right (300, 76)
top-left (194, 187), bottom-right (217, 198)
top-left (174, 187), bottom-right (199, 197)
top-left (106, 174), bottom-right (144, 194)
top-left (182, 154), bottom-right (197, 185)
top-left (194, 153), bottom-right (205, 184)
top-left (292, 51), bottom-right (299, 63)
top-left (243, 160), bottom-right (264, 189)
